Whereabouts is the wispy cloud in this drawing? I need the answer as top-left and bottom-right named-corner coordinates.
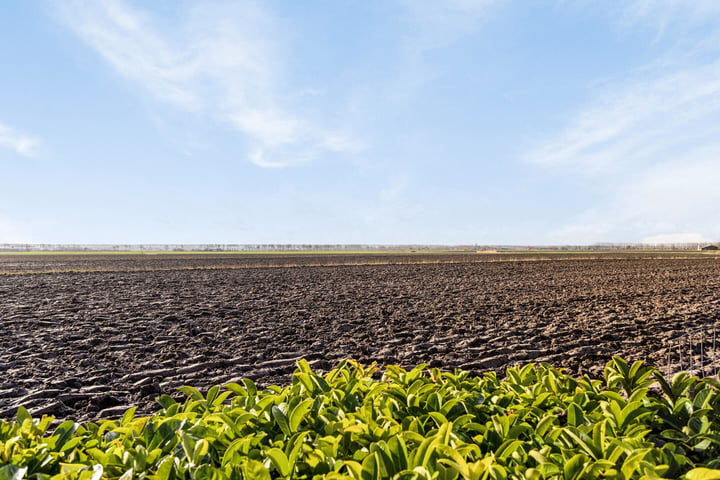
top-left (399, 0), bottom-right (499, 52)
top-left (387, 0), bottom-right (498, 101)
top-left (56, 0), bottom-right (362, 167)
top-left (525, 59), bottom-right (720, 174)
top-left (527, 0), bottom-right (720, 174)
top-left (526, 1), bottom-right (720, 243)
top-left (620, 0), bottom-right (720, 37)
top-left (0, 122), bottom-right (40, 157)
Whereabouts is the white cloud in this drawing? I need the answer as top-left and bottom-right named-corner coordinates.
top-left (527, 0), bottom-right (720, 174)
top-left (228, 109), bottom-right (364, 167)
top-left (545, 151), bottom-right (720, 244)
top-left (0, 122), bottom-right (40, 157)
top-left (525, 59), bottom-right (720, 173)
top-left (56, 0), bottom-right (361, 167)
top-left (525, 2), bottom-right (720, 244)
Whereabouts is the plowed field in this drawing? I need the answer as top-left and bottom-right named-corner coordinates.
top-left (1, 252), bottom-right (719, 422)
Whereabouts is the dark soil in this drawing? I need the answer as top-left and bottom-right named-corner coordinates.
top-left (1, 252), bottom-right (719, 422)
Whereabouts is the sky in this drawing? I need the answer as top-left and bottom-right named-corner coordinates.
top-left (2, 0), bottom-right (720, 246)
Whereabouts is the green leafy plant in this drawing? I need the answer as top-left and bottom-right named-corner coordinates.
top-left (2, 359), bottom-right (720, 479)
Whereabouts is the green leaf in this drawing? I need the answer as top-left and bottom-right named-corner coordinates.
top-left (428, 412), bottom-right (449, 429)
top-left (205, 385), bottom-right (221, 405)
top-left (60, 435), bottom-right (83, 453)
top-left (686, 468), bottom-right (720, 480)
top-left (361, 451), bottom-right (382, 480)
top-left (121, 407), bottom-right (137, 425)
top-left (288, 398), bottom-right (313, 432)
top-left (534, 414), bottom-right (557, 438)
top-left (266, 447), bottom-right (291, 477)
top-left (311, 374), bottom-right (331, 393)
top-left (178, 385), bottom-right (205, 401)
top-left (436, 444), bottom-right (471, 479)
top-left (618, 401), bottom-right (650, 430)
top-left (388, 435), bottom-right (409, 472)
top-left (495, 439), bottom-right (525, 462)
top-left (411, 436), bottom-right (438, 469)
top-left (15, 406), bottom-right (31, 425)
top-left (591, 420), bottom-right (607, 459)
top-left (620, 448), bottom-right (651, 479)
top-left (242, 378), bottom-right (258, 397)
top-left (563, 453), bottom-right (587, 480)
top-left (118, 468), bottom-right (134, 480)
top-left (285, 431), bottom-right (309, 466)
top-left (567, 403), bottom-right (585, 427)
top-left (222, 437), bottom-right (257, 466)
top-left (370, 442), bottom-right (397, 477)
top-left (193, 438), bottom-right (209, 465)
top-left (156, 395), bottom-right (177, 410)
top-left (180, 432), bottom-right (196, 462)
top-left (293, 372), bottom-right (314, 393)
top-left (563, 429), bottom-right (602, 460)
top-left (149, 453), bottom-right (177, 480)
top-left (272, 405), bottom-right (291, 437)
top-left (0, 465), bottom-right (27, 480)
top-left (243, 459), bottom-right (271, 480)
top-left (297, 358), bottom-right (312, 375)
top-left (341, 460), bottom-right (363, 479)
top-left (80, 464), bottom-right (104, 480)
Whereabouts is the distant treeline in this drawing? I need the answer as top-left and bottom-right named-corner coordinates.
top-left (0, 244), bottom-right (473, 252)
top-left (0, 242), bottom-right (717, 252)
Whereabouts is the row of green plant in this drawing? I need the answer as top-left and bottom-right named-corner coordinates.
top-left (3, 357), bottom-right (720, 479)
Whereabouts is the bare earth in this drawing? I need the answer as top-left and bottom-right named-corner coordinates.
top-left (1, 252), bottom-right (718, 422)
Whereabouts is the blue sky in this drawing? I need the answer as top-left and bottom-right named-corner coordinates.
top-left (2, 0), bottom-right (720, 245)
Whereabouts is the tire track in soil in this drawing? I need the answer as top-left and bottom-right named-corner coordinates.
top-left (1, 254), bottom-right (719, 422)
